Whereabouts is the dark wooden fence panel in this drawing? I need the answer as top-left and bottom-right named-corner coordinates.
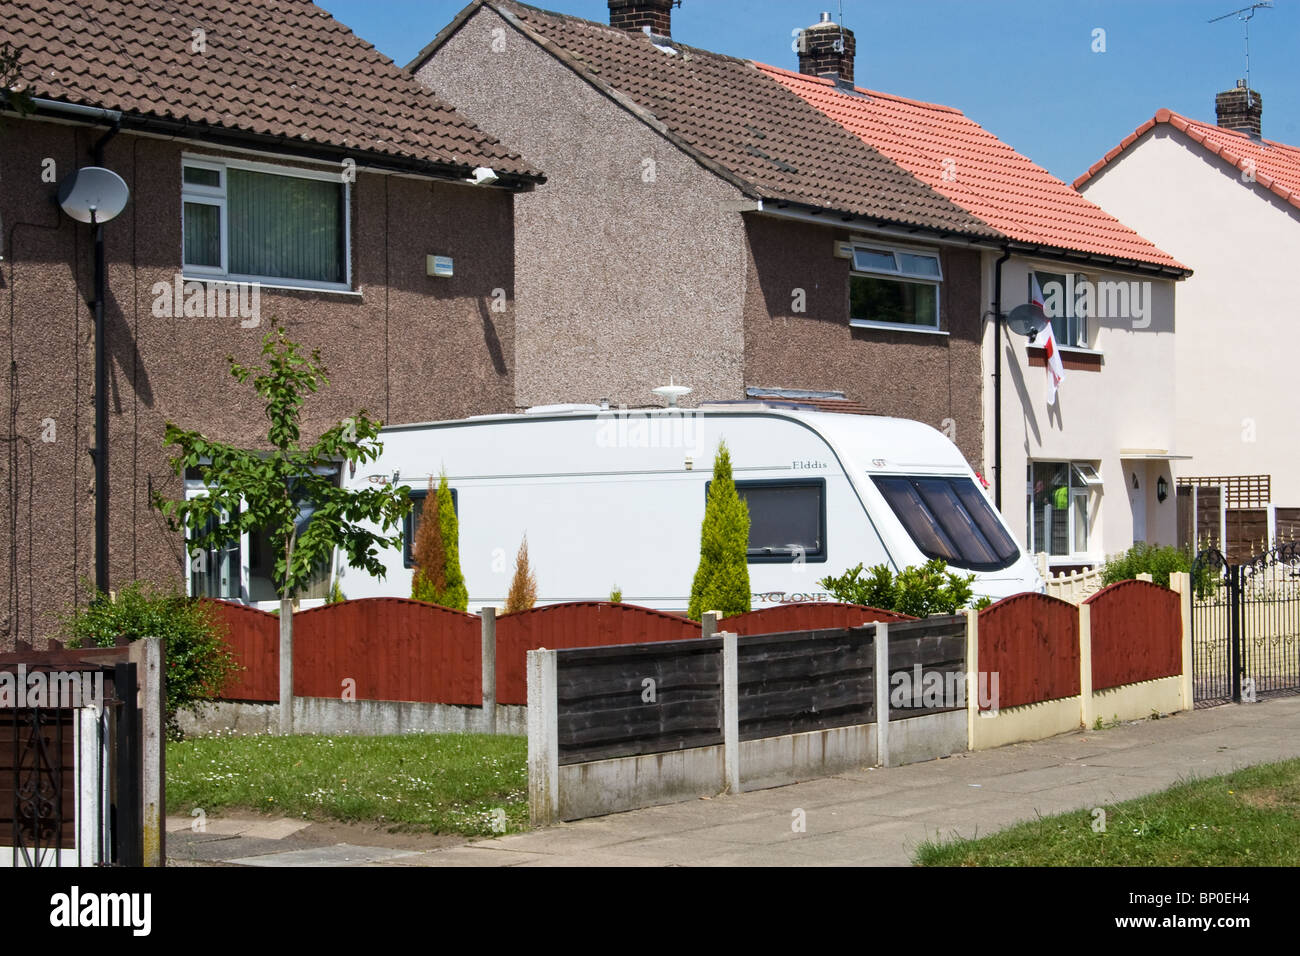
top-left (886, 617), bottom-right (967, 716)
top-left (556, 638), bottom-right (722, 765)
top-left (1085, 580), bottom-right (1182, 691)
top-left (736, 626), bottom-right (875, 741)
top-left (294, 599), bottom-right (481, 705)
top-left (204, 600), bottom-right (278, 702)
top-left (497, 602), bottom-right (702, 706)
top-left (978, 594), bottom-right (1080, 709)
top-left (723, 603), bottom-right (914, 635)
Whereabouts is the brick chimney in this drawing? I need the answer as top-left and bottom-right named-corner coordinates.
top-left (1215, 80), bottom-right (1263, 138)
top-left (797, 12), bottom-right (856, 84)
top-left (609, 0), bottom-right (676, 38)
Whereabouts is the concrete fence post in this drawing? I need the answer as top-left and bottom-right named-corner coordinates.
top-left (128, 637), bottom-right (165, 867)
top-left (720, 630), bottom-right (740, 794)
top-left (1136, 572), bottom-right (1154, 583)
top-left (526, 649), bottom-right (558, 826)
top-left (964, 608), bottom-right (979, 751)
top-left (481, 607), bottom-right (498, 735)
top-left (1078, 602), bottom-right (1095, 729)
top-left (874, 621), bottom-right (891, 767)
top-left (278, 598), bottom-right (293, 735)
top-left (701, 610), bottom-right (721, 640)
top-left (1170, 571), bottom-right (1194, 710)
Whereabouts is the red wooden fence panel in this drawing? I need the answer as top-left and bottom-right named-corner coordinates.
top-left (495, 602), bottom-right (703, 705)
top-left (294, 599), bottom-right (481, 705)
top-left (722, 603), bottom-right (915, 635)
top-left (204, 599), bottom-right (278, 702)
top-left (978, 593), bottom-right (1080, 710)
top-left (1084, 580), bottom-right (1182, 691)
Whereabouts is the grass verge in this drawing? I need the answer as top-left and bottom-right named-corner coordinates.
top-left (915, 757), bottom-right (1300, 866)
top-left (166, 731), bottom-right (528, 837)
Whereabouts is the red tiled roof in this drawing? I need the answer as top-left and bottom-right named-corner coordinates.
top-left (1, 0), bottom-right (542, 181)
top-left (418, 0), bottom-right (997, 237)
top-left (759, 64), bottom-right (1185, 273)
top-left (1074, 108), bottom-right (1300, 212)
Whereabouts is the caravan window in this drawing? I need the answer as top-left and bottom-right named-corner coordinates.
top-left (873, 475), bottom-right (1021, 571)
top-left (706, 479), bottom-right (826, 563)
top-left (403, 487), bottom-right (459, 569)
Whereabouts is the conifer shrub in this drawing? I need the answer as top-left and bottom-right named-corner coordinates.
top-left (505, 535), bottom-right (537, 614)
top-left (411, 473), bottom-right (468, 611)
top-left (688, 440), bottom-right (751, 620)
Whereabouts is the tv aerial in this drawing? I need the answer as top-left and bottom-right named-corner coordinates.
top-left (1005, 303), bottom-right (1048, 343)
top-left (1209, 2), bottom-right (1273, 105)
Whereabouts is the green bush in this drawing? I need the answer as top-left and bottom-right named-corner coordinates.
top-left (63, 581), bottom-right (238, 740)
top-left (688, 440), bottom-right (751, 620)
top-left (1099, 542), bottom-right (1215, 596)
top-left (818, 559), bottom-right (978, 617)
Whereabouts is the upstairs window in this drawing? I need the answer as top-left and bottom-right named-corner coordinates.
top-left (848, 244), bottom-right (942, 330)
top-left (183, 157), bottom-right (349, 290)
top-left (1030, 270), bottom-right (1089, 349)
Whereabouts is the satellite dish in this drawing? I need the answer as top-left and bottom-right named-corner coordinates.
top-left (1006, 303), bottom-right (1048, 342)
top-left (57, 167), bottom-right (130, 224)
top-left (652, 379), bottom-right (692, 407)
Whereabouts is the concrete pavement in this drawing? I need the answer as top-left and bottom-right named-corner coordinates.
top-left (167, 695), bottom-right (1300, 866)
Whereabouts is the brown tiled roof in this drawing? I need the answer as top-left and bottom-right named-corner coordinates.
top-left (1, 0), bottom-right (542, 182)
top-left (413, 0), bottom-right (996, 237)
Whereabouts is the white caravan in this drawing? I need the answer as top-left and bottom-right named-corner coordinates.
top-left (329, 403), bottom-right (1043, 612)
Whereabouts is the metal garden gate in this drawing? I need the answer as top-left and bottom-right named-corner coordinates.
top-left (1192, 543), bottom-right (1300, 706)
top-left (1, 657), bottom-right (142, 866)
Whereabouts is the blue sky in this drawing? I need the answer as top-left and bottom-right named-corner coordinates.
top-left (320, 0), bottom-right (1299, 184)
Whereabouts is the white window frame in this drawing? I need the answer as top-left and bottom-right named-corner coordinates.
top-left (1029, 267), bottom-right (1092, 351)
top-left (1027, 460), bottom-right (1100, 559)
top-left (182, 478), bottom-right (248, 602)
top-left (843, 240), bottom-right (943, 333)
top-left (181, 153), bottom-right (352, 292)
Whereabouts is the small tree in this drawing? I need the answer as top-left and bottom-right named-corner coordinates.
top-left (688, 440), bottom-right (751, 620)
top-left (154, 323), bottom-right (411, 734)
top-left (411, 472), bottom-right (468, 610)
top-left (504, 534), bottom-right (537, 614)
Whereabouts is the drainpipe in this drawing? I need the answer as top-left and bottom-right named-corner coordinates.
top-left (91, 120), bottom-right (122, 596)
top-left (992, 248), bottom-right (1011, 512)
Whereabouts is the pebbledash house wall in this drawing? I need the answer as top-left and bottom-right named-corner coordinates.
top-left (413, 3), bottom-right (749, 410)
top-left (742, 214), bottom-right (984, 468)
top-left (0, 117), bottom-right (520, 648)
top-left (413, 4), bottom-right (986, 471)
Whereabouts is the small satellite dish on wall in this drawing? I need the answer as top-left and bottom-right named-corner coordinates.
top-left (1005, 303), bottom-right (1048, 342)
top-left (57, 166), bottom-right (130, 224)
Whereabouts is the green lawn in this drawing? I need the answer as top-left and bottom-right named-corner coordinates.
top-left (915, 758), bottom-right (1300, 866)
top-left (166, 731), bottom-right (528, 837)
